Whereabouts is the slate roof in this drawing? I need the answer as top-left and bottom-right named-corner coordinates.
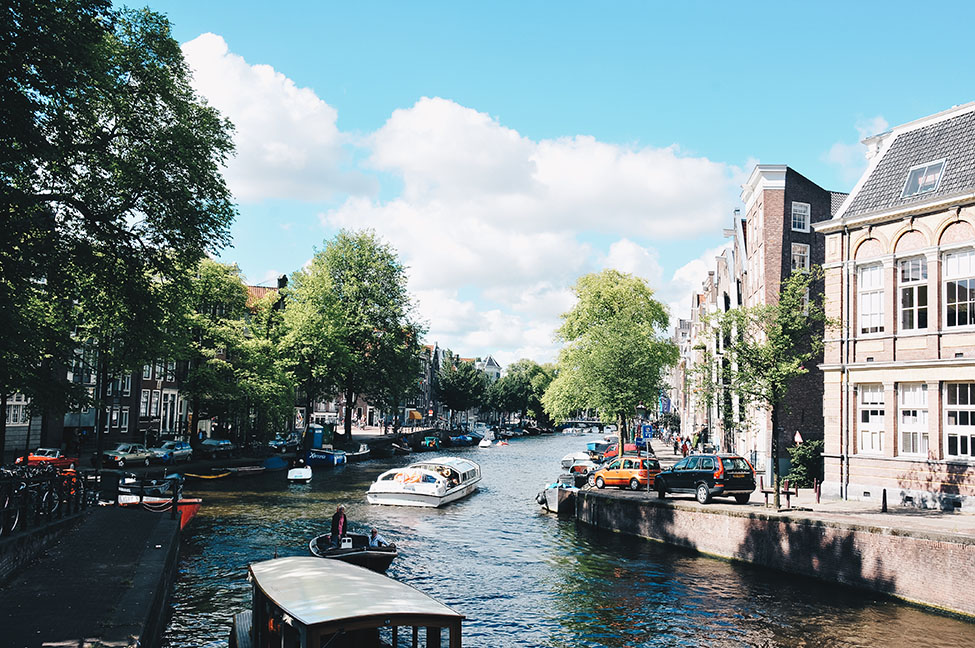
top-left (844, 108), bottom-right (975, 218)
top-left (830, 192), bottom-right (848, 216)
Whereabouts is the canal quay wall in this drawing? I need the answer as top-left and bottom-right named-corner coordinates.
top-left (0, 507), bottom-right (181, 648)
top-left (577, 490), bottom-right (975, 619)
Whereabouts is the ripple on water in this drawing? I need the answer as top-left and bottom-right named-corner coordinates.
top-left (163, 436), bottom-right (975, 648)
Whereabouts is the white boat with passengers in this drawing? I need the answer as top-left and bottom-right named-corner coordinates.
top-left (229, 556), bottom-right (463, 648)
top-left (367, 457), bottom-right (481, 508)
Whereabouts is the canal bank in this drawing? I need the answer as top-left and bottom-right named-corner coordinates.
top-left (0, 507), bottom-right (181, 648)
top-left (577, 488), bottom-right (975, 619)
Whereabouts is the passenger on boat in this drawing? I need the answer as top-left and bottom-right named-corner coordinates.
top-left (368, 528), bottom-right (388, 547)
top-left (329, 504), bottom-right (347, 548)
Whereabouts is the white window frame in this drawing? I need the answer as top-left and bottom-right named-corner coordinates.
top-left (791, 201), bottom-right (811, 232)
top-left (166, 360), bottom-right (176, 382)
top-left (151, 390), bottom-right (161, 417)
top-left (140, 389), bottom-right (150, 417)
top-left (143, 364), bottom-right (152, 380)
top-left (120, 406), bottom-right (130, 432)
top-left (901, 158), bottom-right (946, 198)
top-left (899, 257), bottom-right (928, 332)
top-left (123, 375), bottom-right (131, 396)
top-left (944, 249), bottom-right (975, 329)
top-left (945, 383), bottom-right (975, 460)
top-left (858, 264), bottom-right (885, 335)
top-left (898, 383), bottom-right (928, 456)
top-left (791, 243), bottom-right (810, 273)
top-left (858, 384), bottom-right (885, 454)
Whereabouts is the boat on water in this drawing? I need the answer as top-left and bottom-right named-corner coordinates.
top-left (308, 532), bottom-right (398, 573)
top-left (535, 482), bottom-right (578, 515)
top-left (367, 457), bottom-right (481, 508)
top-left (287, 465), bottom-right (312, 483)
top-left (478, 437), bottom-right (492, 448)
top-left (185, 470), bottom-right (231, 481)
top-left (229, 557), bottom-right (464, 648)
top-left (448, 434), bottom-right (475, 447)
top-left (560, 452), bottom-right (590, 470)
top-left (306, 447), bottom-right (347, 467)
top-left (118, 472), bottom-right (183, 496)
top-left (344, 443), bottom-right (371, 462)
top-left (223, 465), bottom-right (266, 478)
top-left (116, 493), bottom-right (202, 530)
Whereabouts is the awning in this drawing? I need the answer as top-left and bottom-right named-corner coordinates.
top-left (408, 410), bottom-right (422, 420)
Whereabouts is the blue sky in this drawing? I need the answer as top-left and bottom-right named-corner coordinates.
top-left (148, 1), bottom-right (975, 365)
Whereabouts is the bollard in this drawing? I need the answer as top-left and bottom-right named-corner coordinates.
top-left (814, 478), bottom-right (821, 504)
top-left (882, 488), bottom-right (887, 513)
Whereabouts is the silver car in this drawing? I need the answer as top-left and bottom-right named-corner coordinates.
top-left (150, 440), bottom-right (193, 465)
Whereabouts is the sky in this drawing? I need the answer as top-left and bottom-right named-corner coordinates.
top-left (144, 1), bottom-right (975, 367)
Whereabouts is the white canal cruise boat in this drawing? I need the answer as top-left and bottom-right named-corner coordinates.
top-left (367, 457), bottom-right (481, 508)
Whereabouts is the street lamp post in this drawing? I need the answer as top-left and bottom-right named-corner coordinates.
top-left (635, 402), bottom-right (648, 494)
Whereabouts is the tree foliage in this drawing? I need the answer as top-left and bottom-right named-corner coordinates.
top-left (0, 1), bottom-right (235, 453)
top-left (542, 270), bottom-right (677, 440)
top-left (436, 355), bottom-right (486, 425)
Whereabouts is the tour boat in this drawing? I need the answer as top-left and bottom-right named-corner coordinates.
top-left (229, 557), bottom-right (464, 648)
top-left (308, 532), bottom-right (398, 573)
top-left (367, 457), bottom-right (481, 508)
top-left (287, 465), bottom-right (312, 483)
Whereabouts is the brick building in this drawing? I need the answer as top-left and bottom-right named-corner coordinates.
top-left (815, 102), bottom-right (975, 508)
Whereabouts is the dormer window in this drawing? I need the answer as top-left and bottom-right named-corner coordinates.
top-left (901, 159), bottom-right (946, 198)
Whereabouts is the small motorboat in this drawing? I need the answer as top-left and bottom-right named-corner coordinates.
top-left (496, 440), bottom-right (508, 446)
top-left (306, 447), bottom-right (347, 467)
top-left (287, 465), bottom-right (312, 483)
top-left (478, 437), bottom-right (492, 448)
top-left (344, 443), bottom-right (371, 462)
top-left (449, 434), bottom-right (475, 446)
top-left (421, 436), bottom-right (441, 450)
top-left (308, 532), bottom-right (398, 573)
top-left (560, 452), bottom-right (590, 470)
top-left (117, 493), bottom-right (202, 530)
top-left (536, 482), bottom-right (578, 515)
top-left (368, 457), bottom-right (481, 507)
top-left (118, 472), bottom-right (183, 496)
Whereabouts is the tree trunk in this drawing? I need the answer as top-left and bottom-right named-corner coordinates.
top-left (617, 412), bottom-right (626, 458)
top-left (343, 387), bottom-right (354, 441)
top-left (94, 356), bottom-right (108, 471)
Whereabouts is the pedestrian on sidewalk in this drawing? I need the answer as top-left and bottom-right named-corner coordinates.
top-left (673, 438), bottom-right (679, 455)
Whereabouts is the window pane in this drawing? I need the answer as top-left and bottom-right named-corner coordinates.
top-left (948, 435), bottom-right (958, 455)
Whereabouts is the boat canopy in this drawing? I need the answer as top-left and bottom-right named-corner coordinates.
top-left (249, 557), bottom-right (463, 627)
top-left (409, 457), bottom-right (479, 473)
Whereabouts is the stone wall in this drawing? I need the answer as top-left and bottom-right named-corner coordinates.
top-left (0, 512), bottom-right (85, 584)
top-left (577, 491), bottom-right (975, 618)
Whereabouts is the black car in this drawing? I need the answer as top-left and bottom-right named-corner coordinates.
top-left (196, 438), bottom-right (237, 460)
top-left (654, 454), bottom-right (756, 504)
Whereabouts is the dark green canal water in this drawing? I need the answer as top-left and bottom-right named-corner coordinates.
top-left (162, 434), bottom-right (974, 648)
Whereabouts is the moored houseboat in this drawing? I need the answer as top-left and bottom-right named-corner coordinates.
top-left (229, 557), bottom-right (463, 648)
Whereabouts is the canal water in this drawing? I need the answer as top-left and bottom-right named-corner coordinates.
top-left (163, 434), bottom-right (974, 648)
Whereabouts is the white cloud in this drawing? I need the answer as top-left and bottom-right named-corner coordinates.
top-left (320, 97), bottom-right (741, 361)
top-left (660, 243), bottom-right (733, 325)
top-left (824, 115), bottom-right (889, 184)
top-left (181, 33), bottom-right (374, 202)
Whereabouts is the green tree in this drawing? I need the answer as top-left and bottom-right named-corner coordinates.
top-left (494, 359), bottom-right (555, 427)
top-left (1, 2), bottom-right (235, 457)
top-left (787, 439), bottom-right (825, 489)
top-left (436, 356), bottom-right (487, 428)
top-left (542, 270), bottom-right (678, 452)
top-left (296, 230), bottom-right (423, 441)
top-left (713, 267), bottom-right (828, 507)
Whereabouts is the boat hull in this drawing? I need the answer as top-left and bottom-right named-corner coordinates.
top-left (542, 486), bottom-right (577, 514)
top-left (308, 533), bottom-right (397, 573)
top-left (287, 466), bottom-right (312, 483)
top-left (306, 448), bottom-right (347, 467)
top-left (367, 480), bottom-right (479, 508)
top-left (117, 495), bottom-right (202, 529)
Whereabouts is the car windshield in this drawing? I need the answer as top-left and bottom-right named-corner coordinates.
top-left (115, 445), bottom-right (130, 453)
top-left (722, 457), bottom-right (751, 471)
top-left (36, 449), bottom-right (57, 457)
top-left (161, 442), bottom-right (176, 450)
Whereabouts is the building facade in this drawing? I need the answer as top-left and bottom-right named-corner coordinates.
top-left (816, 102), bottom-right (975, 508)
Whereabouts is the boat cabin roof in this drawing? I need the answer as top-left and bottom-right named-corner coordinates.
top-left (409, 457), bottom-right (479, 473)
top-left (249, 557), bottom-right (463, 627)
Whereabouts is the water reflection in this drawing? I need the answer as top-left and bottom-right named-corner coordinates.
top-left (163, 435), bottom-right (973, 648)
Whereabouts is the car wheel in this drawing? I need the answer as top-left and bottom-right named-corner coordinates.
top-left (595, 476), bottom-right (605, 489)
top-left (734, 493), bottom-right (751, 505)
top-left (695, 483), bottom-right (711, 504)
top-left (117, 459), bottom-right (126, 468)
top-left (629, 478), bottom-right (640, 490)
top-left (657, 486), bottom-right (666, 499)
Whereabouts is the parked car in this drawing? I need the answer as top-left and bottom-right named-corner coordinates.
top-left (654, 454), bottom-right (756, 504)
top-left (149, 440), bottom-right (193, 465)
top-left (95, 443), bottom-right (152, 468)
top-left (268, 434), bottom-right (300, 453)
top-left (196, 438), bottom-right (237, 460)
top-left (588, 455), bottom-right (661, 490)
top-left (601, 442), bottom-right (641, 461)
top-left (15, 448), bottom-right (79, 470)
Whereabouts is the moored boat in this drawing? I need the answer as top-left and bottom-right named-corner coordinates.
top-left (185, 470), bottom-right (231, 480)
top-left (308, 532), bottom-right (398, 573)
top-left (287, 465), bottom-right (312, 483)
top-left (229, 557), bottom-right (464, 648)
top-left (344, 443), bottom-right (371, 462)
top-left (478, 437), bottom-right (492, 448)
top-left (224, 465), bottom-right (266, 478)
top-left (367, 457), bottom-right (481, 508)
top-left (535, 482), bottom-right (578, 515)
top-left (306, 447), bottom-right (347, 467)
top-left (117, 493), bottom-right (202, 530)
top-left (262, 455), bottom-right (288, 472)
top-left (118, 472), bottom-right (183, 496)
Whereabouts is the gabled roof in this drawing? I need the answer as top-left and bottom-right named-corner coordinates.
top-left (246, 285), bottom-right (277, 308)
top-left (830, 192), bottom-right (849, 216)
top-left (825, 103), bottom-right (975, 228)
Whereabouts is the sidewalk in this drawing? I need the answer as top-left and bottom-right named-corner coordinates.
top-left (642, 436), bottom-right (975, 542)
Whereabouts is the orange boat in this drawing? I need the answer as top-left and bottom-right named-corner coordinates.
top-left (117, 494), bottom-right (202, 530)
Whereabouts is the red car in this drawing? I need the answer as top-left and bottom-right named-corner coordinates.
top-left (601, 443), bottom-right (640, 461)
top-left (15, 448), bottom-right (80, 470)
